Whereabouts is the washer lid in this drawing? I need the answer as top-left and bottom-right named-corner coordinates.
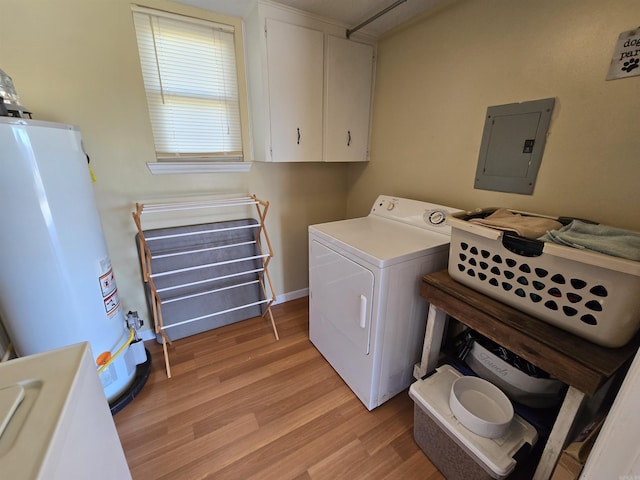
top-left (309, 215), bottom-right (451, 268)
top-left (0, 385), bottom-right (25, 439)
top-left (0, 343), bottom-right (91, 479)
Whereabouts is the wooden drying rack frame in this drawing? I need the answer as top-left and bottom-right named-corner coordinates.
top-left (132, 195), bottom-right (278, 378)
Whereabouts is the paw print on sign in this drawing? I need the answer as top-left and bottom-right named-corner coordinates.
top-left (622, 57), bottom-right (639, 72)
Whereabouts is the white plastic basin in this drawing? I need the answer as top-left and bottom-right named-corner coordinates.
top-left (449, 376), bottom-right (514, 438)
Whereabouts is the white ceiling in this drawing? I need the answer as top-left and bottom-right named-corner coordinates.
top-left (174, 0), bottom-right (443, 37)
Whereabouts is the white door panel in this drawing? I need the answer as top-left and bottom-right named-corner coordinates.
top-left (309, 240), bottom-right (374, 355)
top-left (325, 36), bottom-right (374, 162)
top-left (266, 19), bottom-right (323, 162)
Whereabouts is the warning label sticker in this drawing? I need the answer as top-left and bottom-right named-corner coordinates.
top-left (103, 289), bottom-right (121, 317)
top-left (99, 267), bottom-right (120, 317)
top-left (99, 268), bottom-right (117, 298)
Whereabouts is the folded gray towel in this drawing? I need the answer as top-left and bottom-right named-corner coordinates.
top-left (539, 220), bottom-right (640, 261)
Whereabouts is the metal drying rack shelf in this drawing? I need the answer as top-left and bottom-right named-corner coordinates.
top-left (132, 195), bottom-right (278, 378)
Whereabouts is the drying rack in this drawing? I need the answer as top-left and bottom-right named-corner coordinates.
top-left (132, 195), bottom-right (278, 378)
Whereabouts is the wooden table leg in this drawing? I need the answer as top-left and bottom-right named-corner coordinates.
top-left (533, 386), bottom-right (587, 480)
top-left (413, 304), bottom-right (448, 379)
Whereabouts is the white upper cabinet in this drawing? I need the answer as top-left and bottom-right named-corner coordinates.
top-left (325, 36), bottom-right (374, 162)
top-left (266, 19), bottom-right (324, 162)
top-left (245, 1), bottom-right (376, 163)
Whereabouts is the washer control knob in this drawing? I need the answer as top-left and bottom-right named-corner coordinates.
top-left (386, 200), bottom-right (396, 211)
top-left (425, 210), bottom-right (446, 225)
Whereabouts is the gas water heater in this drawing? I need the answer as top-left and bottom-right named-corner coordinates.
top-left (0, 116), bottom-right (136, 402)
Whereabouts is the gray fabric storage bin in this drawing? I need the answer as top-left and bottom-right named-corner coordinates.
top-left (409, 365), bottom-right (538, 480)
top-left (414, 404), bottom-right (496, 480)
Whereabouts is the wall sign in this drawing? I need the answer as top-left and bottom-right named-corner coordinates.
top-left (607, 27), bottom-right (640, 80)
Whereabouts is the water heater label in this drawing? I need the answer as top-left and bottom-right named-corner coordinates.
top-left (99, 268), bottom-right (117, 298)
top-left (104, 290), bottom-right (121, 317)
top-left (99, 266), bottom-right (121, 317)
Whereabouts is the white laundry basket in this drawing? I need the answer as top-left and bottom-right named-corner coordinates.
top-left (447, 209), bottom-right (640, 348)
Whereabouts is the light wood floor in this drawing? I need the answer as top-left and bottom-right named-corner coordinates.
top-left (114, 297), bottom-right (445, 480)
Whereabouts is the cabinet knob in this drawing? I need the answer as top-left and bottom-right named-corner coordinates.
top-left (347, 130), bottom-right (351, 147)
top-left (297, 127), bottom-right (300, 145)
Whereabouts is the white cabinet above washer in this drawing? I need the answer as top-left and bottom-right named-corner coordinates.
top-left (325, 35), bottom-right (374, 162)
top-left (244, 1), bottom-right (376, 163)
top-left (264, 18), bottom-right (324, 162)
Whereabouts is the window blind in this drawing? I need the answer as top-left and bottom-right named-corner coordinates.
top-left (132, 6), bottom-right (243, 161)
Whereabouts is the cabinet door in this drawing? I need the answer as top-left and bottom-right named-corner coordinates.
top-left (266, 18), bottom-right (323, 162)
top-left (325, 36), bottom-right (374, 162)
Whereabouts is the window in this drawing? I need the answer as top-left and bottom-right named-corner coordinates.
top-left (132, 6), bottom-right (248, 171)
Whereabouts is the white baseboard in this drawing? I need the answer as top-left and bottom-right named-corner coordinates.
top-left (274, 288), bottom-right (308, 305)
top-left (138, 329), bottom-right (156, 342)
top-left (136, 288), bottom-right (309, 342)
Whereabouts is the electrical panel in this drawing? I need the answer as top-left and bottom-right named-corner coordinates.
top-left (474, 97), bottom-right (555, 195)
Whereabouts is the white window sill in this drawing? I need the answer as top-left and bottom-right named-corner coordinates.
top-left (146, 162), bottom-right (253, 174)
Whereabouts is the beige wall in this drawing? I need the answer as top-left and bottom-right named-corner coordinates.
top-left (1, 0), bottom-right (348, 333)
top-left (348, 0), bottom-right (640, 231)
top-left (3, 0), bottom-right (639, 338)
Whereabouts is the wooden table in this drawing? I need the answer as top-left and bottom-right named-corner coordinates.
top-left (415, 270), bottom-right (640, 480)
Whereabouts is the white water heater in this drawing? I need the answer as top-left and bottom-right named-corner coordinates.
top-left (0, 117), bottom-right (136, 402)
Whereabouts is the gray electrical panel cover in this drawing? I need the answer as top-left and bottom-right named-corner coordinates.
top-left (474, 97), bottom-right (555, 195)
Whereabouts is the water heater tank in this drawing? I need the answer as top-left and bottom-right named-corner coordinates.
top-left (0, 117), bottom-right (136, 402)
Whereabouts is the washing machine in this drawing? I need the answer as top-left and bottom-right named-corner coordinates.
top-left (308, 195), bottom-right (461, 410)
